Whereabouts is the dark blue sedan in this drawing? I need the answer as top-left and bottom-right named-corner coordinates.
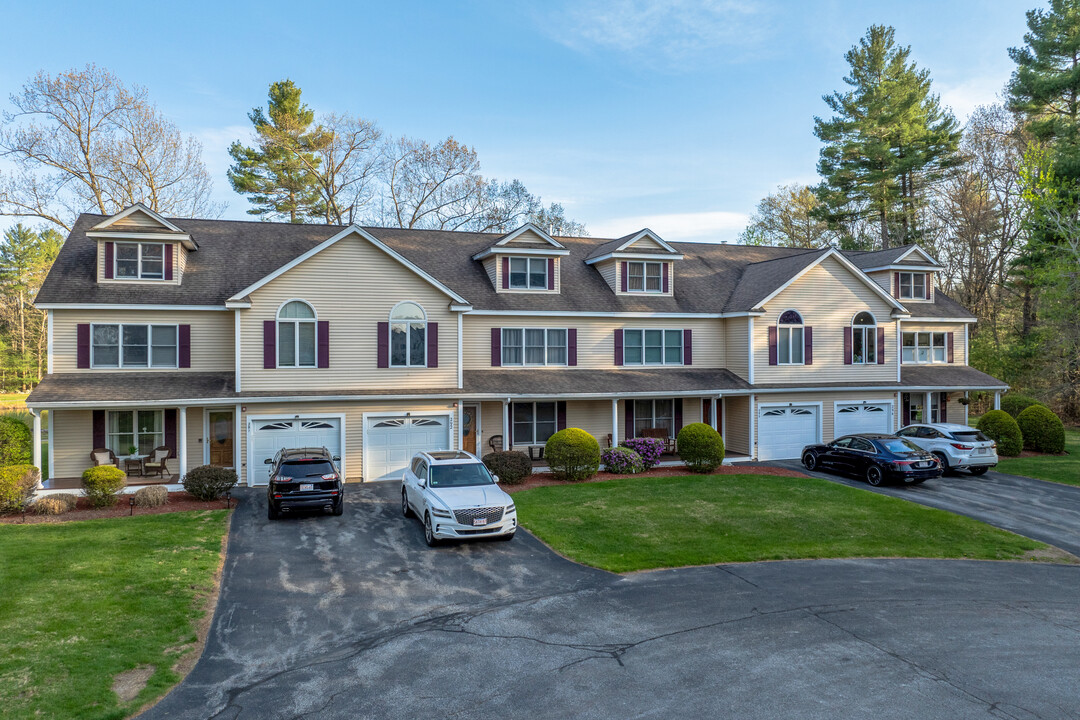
top-left (801, 433), bottom-right (943, 486)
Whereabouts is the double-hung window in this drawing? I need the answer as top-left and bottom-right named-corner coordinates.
top-left (623, 329), bottom-right (683, 365)
top-left (898, 272), bottom-right (928, 300)
top-left (851, 312), bottom-right (877, 364)
top-left (115, 242), bottom-right (166, 280)
top-left (513, 402), bottom-right (556, 445)
top-left (902, 332), bottom-right (946, 363)
top-left (107, 410), bottom-right (164, 456)
top-left (626, 261), bottom-right (663, 292)
top-left (390, 302), bottom-right (426, 367)
top-left (634, 399), bottom-right (675, 438)
top-left (501, 328), bottom-right (567, 366)
top-left (91, 324), bottom-right (178, 368)
top-left (278, 301), bottom-right (317, 368)
top-left (777, 310), bottom-right (804, 365)
top-left (508, 257), bottom-right (548, 289)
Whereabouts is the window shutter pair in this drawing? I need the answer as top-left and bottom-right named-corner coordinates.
top-left (264, 320), bottom-right (330, 369)
top-left (375, 321), bottom-right (436, 368)
top-left (767, 326), bottom-right (813, 365)
top-left (77, 323), bottom-right (191, 368)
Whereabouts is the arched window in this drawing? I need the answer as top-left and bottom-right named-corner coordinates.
top-left (390, 302), bottom-right (426, 367)
top-left (777, 310), bottom-right (804, 365)
top-left (852, 311), bottom-right (877, 364)
top-left (277, 300), bottom-right (316, 368)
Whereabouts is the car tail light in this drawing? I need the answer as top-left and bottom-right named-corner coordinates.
top-left (321, 473), bottom-right (338, 480)
top-left (950, 444), bottom-right (974, 451)
top-left (891, 460), bottom-right (914, 468)
top-left (277, 477), bottom-right (293, 483)
top-left (991, 442), bottom-right (997, 449)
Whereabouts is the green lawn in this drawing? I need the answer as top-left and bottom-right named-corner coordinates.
top-left (995, 426), bottom-right (1080, 486)
top-left (514, 474), bottom-right (1046, 572)
top-left (0, 511), bottom-right (230, 720)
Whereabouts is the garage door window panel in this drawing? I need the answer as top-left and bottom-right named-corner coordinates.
top-left (390, 302), bottom-right (426, 367)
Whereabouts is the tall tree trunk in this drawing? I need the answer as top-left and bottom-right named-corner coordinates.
top-left (879, 207), bottom-right (890, 250)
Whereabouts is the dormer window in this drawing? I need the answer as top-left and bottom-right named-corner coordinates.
top-left (898, 272), bottom-right (928, 300)
top-left (509, 257), bottom-right (548, 290)
top-left (115, 242), bottom-right (166, 280)
top-left (627, 261), bottom-right (664, 293)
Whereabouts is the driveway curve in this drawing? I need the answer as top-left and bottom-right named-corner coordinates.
top-left (141, 482), bottom-right (1080, 720)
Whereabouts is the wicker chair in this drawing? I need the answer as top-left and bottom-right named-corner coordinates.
top-left (90, 448), bottom-right (118, 467)
top-left (142, 446), bottom-right (173, 478)
top-left (642, 427), bottom-right (676, 453)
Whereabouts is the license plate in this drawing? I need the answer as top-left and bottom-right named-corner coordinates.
top-left (917, 461), bottom-right (932, 468)
top-left (975, 448), bottom-right (987, 455)
top-left (300, 483), bottom-right (313, 491)
top-left (473, 517), bottom-right (488, 526)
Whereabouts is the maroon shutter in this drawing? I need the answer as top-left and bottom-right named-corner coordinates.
top-left (940, 393), bottom-right (948, 423)
top-left (614, 329), bottom-right (624, 366)
top-left (104, 242), bottom-right (114, 279)
top-left (624, 400), bottom-right (634, 441)
top-left (620, 262), bottom-right (628, 292)
top-left (377, 321), bottom-right (389, 368)
top-left (92, 410), bottom-right (106, 449)
top-left (178, 324), bottom-right (191, 368)
top-left (547, 258), bottom-right (555, 290)
top-left (77, 324), bottom-right (91, 368)
top-left (902, 394), bottom-right (911, 427)
top-left (164, 245), bottom-right (174, 281)
top-left (843, 327), bottom-right (853, 365)
top-left (164, 409), bottom-right (177, 453)
top-left (263, 321), bottom-right (276, 369)
top-left (318, 321), bottom-right (330, 369)
top-left (662, 263), bottom-right (669, 293)
top-left (947, 332), bottom-right (954, 363)
top-left (501, 257), bottom-right (509, 289)
top-left (894, 272), bottom-right (900, 297)
top-left (683, 329), bottom-right (692, 365)
top-left (768, 326), bottom-right (778, 366)
top-left (426, 322), bottom-right (438, 368)
top-left (703, 399), bottom-right (712, 428)
top-left (674, 398), bottom-right (683, 436)
top-left (926, 272), bottom-right (932, 299)
top-left (804, 327), bottom-right (813, 365)
top-left (877, 327), bottom-right (886, 364)
top-left (490, 327), bottom-right (501, 367)
top-left (568, 328), bottom-right (577, 366)
top-left (557, 401), bottom-right (567, 431)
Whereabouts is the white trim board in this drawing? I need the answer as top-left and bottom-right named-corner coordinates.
top-left (494, 224), bottom-right (565, 249)
top-left (37, 304), bottom-right (230, 311)
top-left (91, 203), bottom-right (185, 233)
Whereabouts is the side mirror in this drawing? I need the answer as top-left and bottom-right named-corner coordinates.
top-left (492, 474), bottom-right (500, 483)
top-left (264, 458), bottom-right (273, 465)
top-left (333, 455), bottom-right (341, 462)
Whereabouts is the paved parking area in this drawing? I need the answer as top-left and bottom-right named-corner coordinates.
top-left (141, 481), bottom-right (1080, 720)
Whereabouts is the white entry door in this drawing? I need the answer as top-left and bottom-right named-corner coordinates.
top-left (834, 403), bottom-right (892, 439)
top-left (365, 415), bottom-right (450, 481)
top-left (757, 405), bottom-right (819, 461)
top-left (249, 417), bottom-right (342, 486)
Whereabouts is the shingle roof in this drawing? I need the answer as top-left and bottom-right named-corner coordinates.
top-left (461, 368), bottom-right (752, 396)
top-left (900, 365), bottom-right (1007, 389)
top-left (847, 244), bottom-right (940, 269)
top-left (27, 372), bottom-right (235, 404)
top-left (721, 248), bottom-right (827, 312)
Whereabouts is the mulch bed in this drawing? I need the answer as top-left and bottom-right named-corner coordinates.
top-left (503, 463), bottom-right (808, 494)
top-left (1, 492), bottom-right (238, 525)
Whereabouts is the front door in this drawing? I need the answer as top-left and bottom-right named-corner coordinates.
top-left (207, 411), bottom-right (234, 467)
top-left (462, 405), bottom-right (478, 455)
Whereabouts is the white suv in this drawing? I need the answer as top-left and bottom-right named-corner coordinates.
top-left (401, 450), bottom-right (517, 546)
top-left (895, 423), bottom-right (998, 475)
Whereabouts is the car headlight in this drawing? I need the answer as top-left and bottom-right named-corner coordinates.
top-left (431, 508), bottom-right (452, 519)
top-left (506, 503), bottom-right (516, 513)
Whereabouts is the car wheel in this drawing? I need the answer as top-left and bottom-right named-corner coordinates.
top-left (969, 466), bottom-right (990, 476)
top-left (866, 465), bottom-right (884, 487)
top-left (424, 513), bottom-right (440, 547)
top-left (802, 452), bottom-right (817, 471)
top-left (401, 489), bottom-right (412, 518)
top-left (932, 452), bottom-right (950, 474)
top-left (332, 498), bottom-right (344, 516)
top-left (267, 502), bottom-right (279, 520)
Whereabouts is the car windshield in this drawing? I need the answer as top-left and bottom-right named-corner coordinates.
top-left (951, 430), bottom-right (989, 443)
top-left (879, 438), bottom-right (923, 454)
top-left (280, 460), bottom-right (336, 478)
top-left (429, 463), bottom-right (493, 488)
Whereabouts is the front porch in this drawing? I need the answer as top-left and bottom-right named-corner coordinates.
top-left (40, 472), bottom-right (182, 492)
top-left (528, 450), bottom-right (753, 473)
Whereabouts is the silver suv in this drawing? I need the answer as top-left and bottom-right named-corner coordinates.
top-left (401, 450), bottom-right (517, 546)
top-left (895, 423), bottom-right (998, 475)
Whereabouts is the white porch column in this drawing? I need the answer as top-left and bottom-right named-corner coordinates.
top-left (178, 407), bottom-right (188, 478)
top-left (749, 394), bottom-right (757, 460)
top-left (964, 392), bottom-right (970, 425)
top-left (502, 400), bottom-right (510, 451)
top-left (720, 397), bottom-right (726, 439)
top-left (31, 410), bottom-right (42, 488)
top-left (994, 391), bottom-right (1001, 410)
top-left (234, 404), bottom-right (243, 480)
top-left (709, 396), bottom-right (718, 430)
top-left (456, 400), bottom-right (464, 451)
top-left (611, 398), bottom-right (619, 446)
top-left (925, 391), bottom-right (933, 424)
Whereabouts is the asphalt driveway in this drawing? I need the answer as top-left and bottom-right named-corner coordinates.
top-left (141, 481), bottom-right (1080, 720)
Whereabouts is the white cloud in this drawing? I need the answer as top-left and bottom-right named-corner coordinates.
top-left (939, 74), bottom-right (1008, 122)
top-left (592, 209), bottom-right (748, 243)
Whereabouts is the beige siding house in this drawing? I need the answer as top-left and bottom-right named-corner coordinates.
top-left (27, 205), bottom-right (1006, 489)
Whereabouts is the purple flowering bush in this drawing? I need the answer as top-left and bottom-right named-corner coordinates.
top-left (623, 437), bottom-right (664, 470)
top-left (602, 447), bottom-right (644, 474)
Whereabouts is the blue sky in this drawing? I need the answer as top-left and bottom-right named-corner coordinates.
top-left (0, 0), bottom-right (1034, 242)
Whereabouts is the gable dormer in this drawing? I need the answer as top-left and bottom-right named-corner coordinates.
top-left (88, 203), bottom-right (197, 286)
top-left (471, 224), bottom-right (570, 293)
top-left (584, 229), bottom-right (684, 297)
top-left (856, 246), bottom-right (942, 304)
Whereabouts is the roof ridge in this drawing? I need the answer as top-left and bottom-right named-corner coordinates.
top-left (742, 247), bottom-right (827, 267)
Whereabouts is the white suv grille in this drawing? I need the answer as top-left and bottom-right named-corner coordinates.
top-left (453, 507), bottom-right (505, 525)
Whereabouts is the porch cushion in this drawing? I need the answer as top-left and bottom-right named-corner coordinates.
top-left (93, 451), bottom-right (115, 466)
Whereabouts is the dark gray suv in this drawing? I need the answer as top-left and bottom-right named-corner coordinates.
top-left (266, 447), bottom-right (343, 519)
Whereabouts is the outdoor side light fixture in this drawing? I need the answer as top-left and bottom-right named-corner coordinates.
top-left (226, 491), bottom-right (232, 509)
top-left (129, 496), bottom-right (135, 516)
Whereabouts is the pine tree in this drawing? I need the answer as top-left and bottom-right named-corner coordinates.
top-left (814, 25), bottom-right (961, 249)
top-left (228, 80), bottom-right (325, 222)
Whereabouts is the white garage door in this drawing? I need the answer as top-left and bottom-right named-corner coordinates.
top-left (834, 403), bottom-right (892, 438)
top-left (757, 405), bottom-right (819, 461)
top-left (365, 415), bottom-right (450, 481)
top-left (249, 417), bottom-right (342, 486)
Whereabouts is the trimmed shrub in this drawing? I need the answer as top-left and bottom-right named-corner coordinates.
top-left (0, 464), bottom-right (39, 513)
top-left (33, 496), bottom-right (69, 515)
top-left (482, 451), bottom-right (532, 485)
top-left (545, 428), bottom-right (601, 482)
top-left (676, 423), bottom-right (726, 474)
top-left (1000, 394), bottom-right (1044, 419)
top-left (1017, 405), bottom-right (1066, 454)
top-left (81, 465), bottom-right (125, 508)
top-left (623, 437), bottom-right (665, 470)
top-left (133, 485), bottom-right (169, 508)
top-left (976, 410), bottom-right (1023, 456)
top-left (50, 493), bottom-right (79, 511)
top-left (0, 416), bottom-right (32, 467)
top-left (182, 465), bottom-right (238, 501)
top-left (602, 447), bottom-right (644, 474)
